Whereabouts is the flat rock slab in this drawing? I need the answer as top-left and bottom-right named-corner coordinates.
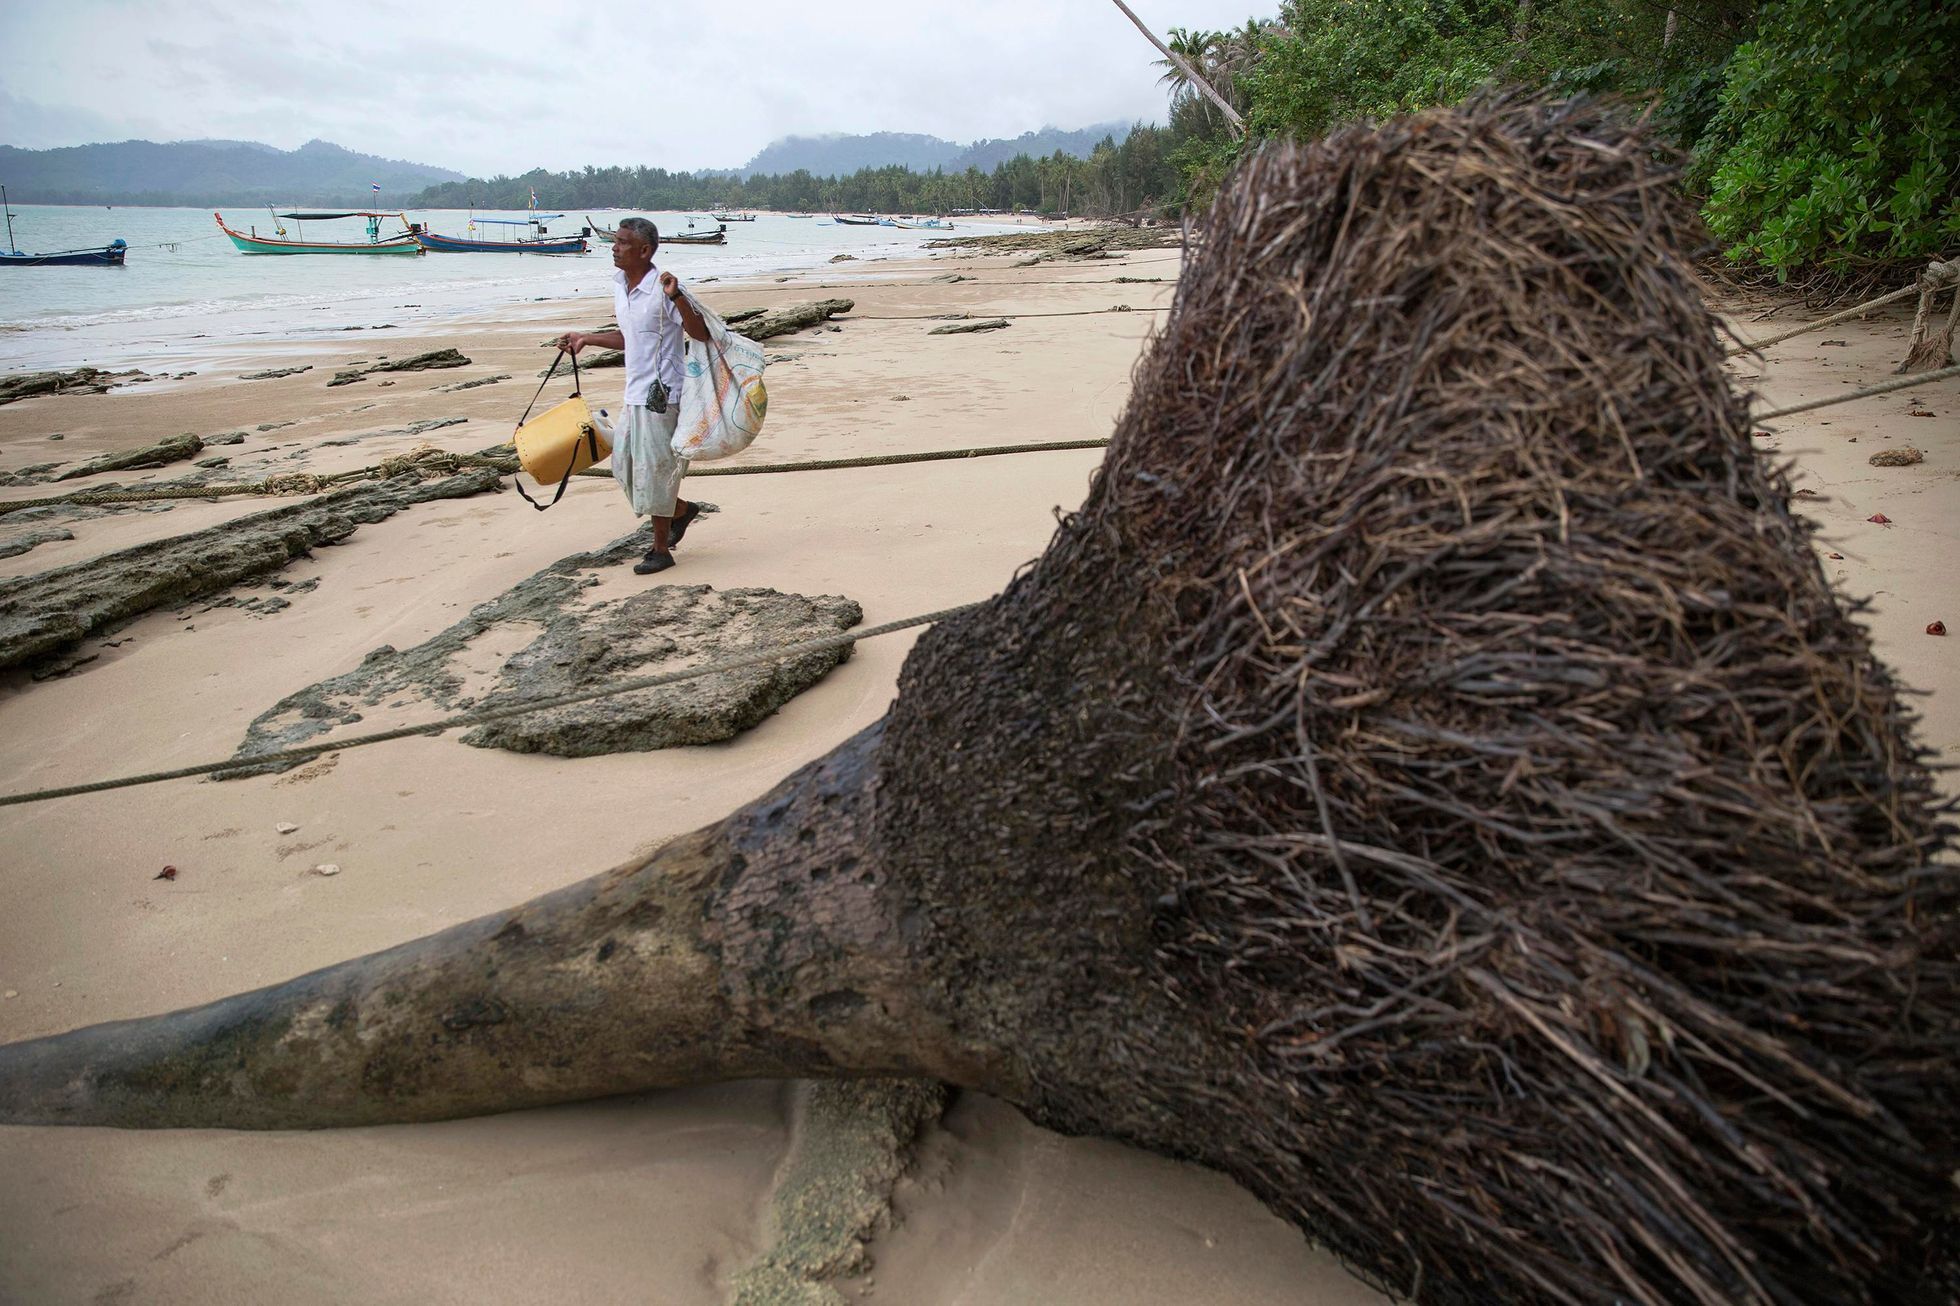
top-left (328, 349), bottom-right (471, 386)
top-left (0, 367), bottom-right (148, 407)
top-left (0, 469), bottom-right (502, 673)
top-left (928, 318), bottom-right (1009, 335)
top-left (52, 433), bottom-right (203, 481)
top-left (225, 528), bottom-right (859, 772)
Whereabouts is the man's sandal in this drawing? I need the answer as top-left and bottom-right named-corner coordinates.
top-left (634, 549), bottom-right (675, 576)
top-left (669, 501), bottom-right (703, 547)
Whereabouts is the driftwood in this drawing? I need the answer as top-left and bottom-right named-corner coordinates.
top-left (2, 99), bottom-right (1954, 1306)
top-left (1897, 259), bottom-right (1958, 373)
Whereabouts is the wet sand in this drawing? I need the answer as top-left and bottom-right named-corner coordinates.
top-left (0, 246), bottom-right (1952, 1304)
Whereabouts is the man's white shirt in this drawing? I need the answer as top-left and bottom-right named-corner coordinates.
top-left (612, 264), bottom-right (686, 407)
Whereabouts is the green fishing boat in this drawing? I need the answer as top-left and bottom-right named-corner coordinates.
top-left (214, 209), bottom-right (423, 255)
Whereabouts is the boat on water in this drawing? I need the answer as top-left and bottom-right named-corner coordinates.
top-left (215, 208), bottom-right (422, 255)
top-left (709, 211), bottom-right (756, 222)
top-left (413, 213), bottom-right (587, 254)
top-left (890, 218), bottom-right (955, 230)
top-left (587, 217), bottom-right (727, 246)
top-left (2, 186), bottom-right (129, 266)
top-left (785, 213), bottom-right (815, 219)
top-left (832, 214), bottom-right (882, 226)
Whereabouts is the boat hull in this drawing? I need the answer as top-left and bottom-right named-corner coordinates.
top-left (215, 214), bottom-right (421, 255)
top-left (414, 231), bottom-right (587, 254)
top-left (662, 232), bottom-right (726, 246)
top-left (0, 245), bottom-right (127, 267)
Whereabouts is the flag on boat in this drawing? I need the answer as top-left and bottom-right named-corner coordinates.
top-left (530, 187), bottom-right (538, 207)
top-left (371, 182), bottom-right (380, 195)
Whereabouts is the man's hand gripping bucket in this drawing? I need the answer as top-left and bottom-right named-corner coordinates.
top-left (513, 347), bottom-right (612, 510)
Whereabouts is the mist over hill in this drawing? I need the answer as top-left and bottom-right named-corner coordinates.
top-left (0, 139), bottom-right (466, 205)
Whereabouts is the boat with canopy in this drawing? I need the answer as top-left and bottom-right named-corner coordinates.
top-left (412, 212), bottom-right (587, 254)
top-left (214, 207), bottom-right (422, 255)
top-left (3, 186), bottom-right (129, 266)
top-left (585, 216), bottom-right (726, 246)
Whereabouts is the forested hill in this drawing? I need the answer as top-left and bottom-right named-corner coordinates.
top-left (0, 139), bottom-right (465, 205)
top-left (737, 124), bottom-right (1131, 178)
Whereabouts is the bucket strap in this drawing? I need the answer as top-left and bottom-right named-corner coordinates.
top-left (513, 345), bottom-right (591, 513)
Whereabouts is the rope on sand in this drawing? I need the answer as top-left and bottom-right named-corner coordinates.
top-left (1726, 282), bottom-right (1921, 356)
top-left (0, 602), bottom-right (984, 808)
top-left (1753, 360), bottom-right (1960, 421)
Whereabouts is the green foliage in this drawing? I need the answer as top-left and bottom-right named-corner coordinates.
top-left (412, 124), bottom-right (1206, 220)
top-left (1694, 0), bottom-right (1959, 276)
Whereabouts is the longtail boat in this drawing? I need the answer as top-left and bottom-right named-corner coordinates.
top-left (2, 186), bottom-right (128, 266)
top-left (412, 214), bottom-right (586, 254)
top-left (831, 214), bottom-right (881, 226)
top-left (708, 211), bottom-right (755, 222)
top-left (585, 217), bottom-right (725, 246)
top-left (214, 209), bottom-right (422, 255)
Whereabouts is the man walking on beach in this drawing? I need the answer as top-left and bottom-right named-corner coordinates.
top-left (559, 218), bottom-right (711, 575)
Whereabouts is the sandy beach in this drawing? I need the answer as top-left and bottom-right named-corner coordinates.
top-left (0, 238), bottom-right (1953, 1304)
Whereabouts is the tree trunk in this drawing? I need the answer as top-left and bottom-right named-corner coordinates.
top-left (1109, 0), bottom-right (1247, 135)
top-left (2, 99), bottom-right (1953, 1306)
top-left (0, 725), bottom-right (1017, 1129)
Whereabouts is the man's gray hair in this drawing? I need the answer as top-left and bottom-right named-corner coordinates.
top-left (616, 216), bottom-right (659, 251)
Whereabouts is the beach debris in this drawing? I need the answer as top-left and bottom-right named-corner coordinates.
top-left (1908, 408), bottom-right (1936, 417)
top-left (310, 863), bottom-right (340, 877)
top-left (239, 366), bottom-right (313, 381)
top-left (153, 866), bottom-right (177, 881)
top-left (51, 433), bottom-right (204, 482)
top-left (224, 531), bottom-right (860, 772)
top-left (3, 98), bottom-right (1953, 1306)
top-left (1868, 447), bottom-right (1924, 466)
top-left (1, 991), bottom-right (14, 1000)
top-left (0, 527), bottom-right (74, 560)
top-left (46, 433), bottom-right (63, 441)
top-left (0, 367), bottom-right (148, 407)
top-left (1927, 621), bottom-right (1946, 636)
top-left (1868, 512), bottom-right (1893, 524)
top-left (275, 823), bottom-right (299, 834)
top-left (928, 318), bottom-right (1009, 335)
top-left (1818, 339), bottom-right (1848, 346)
top-left (1827, 551), bottom-right (1844, 559)
top-left (0, 469), bottom-right (503, 673)
top-left (828, 253), bottom-right (856, 263)
top-left (925, 226), bottom-right (1177, 256)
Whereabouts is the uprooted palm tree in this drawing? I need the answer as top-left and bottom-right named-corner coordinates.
top-left (3, 97), bottom-right (1954, 1306)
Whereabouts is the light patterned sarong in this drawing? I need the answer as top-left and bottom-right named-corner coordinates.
top-left (611, 403), bottom-right (688, 518)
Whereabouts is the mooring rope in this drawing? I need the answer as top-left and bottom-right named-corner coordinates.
top-left (1754, 361), bottom-right (1960, 421)
top-left (1, 439), bottom-right (1117, 515)
top-left (1726, 283), bottom-right (1922, 356)
top-left (0, 602), bottom-right (983, 808)
top-left (852, 306), bottom-right (1167, 321)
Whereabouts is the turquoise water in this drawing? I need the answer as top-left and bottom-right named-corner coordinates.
top-left (0, 206), bottom-right (1023, 372)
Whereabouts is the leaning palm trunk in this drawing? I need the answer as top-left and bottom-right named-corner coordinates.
top-left (4, 97), bottom-right (1955, 1306)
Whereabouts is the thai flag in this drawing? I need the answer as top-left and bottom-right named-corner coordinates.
top-left (530, 187), bottom-right (538, 207)
top-left (371, 182), bottom-right (380, 195)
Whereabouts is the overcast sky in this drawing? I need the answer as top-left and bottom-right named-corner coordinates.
top-left (2, 0), bottom-right (1274, 175)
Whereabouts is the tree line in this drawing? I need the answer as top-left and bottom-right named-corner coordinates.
top-left (415, 1), bottom-right (1954, 279)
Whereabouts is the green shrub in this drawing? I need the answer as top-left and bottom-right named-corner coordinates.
top-left (1694, 0), bottom-right (1959, 276)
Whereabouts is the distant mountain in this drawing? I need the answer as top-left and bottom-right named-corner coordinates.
top-left (737, 123), bottom-right (1132, 178)
top-left (0, 139), bottom-right (467, 206)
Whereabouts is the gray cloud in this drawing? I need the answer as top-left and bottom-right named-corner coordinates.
top-left (2, 0), bottom-right (1270, 173)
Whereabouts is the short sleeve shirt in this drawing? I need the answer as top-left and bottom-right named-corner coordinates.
top-left (612, 264), bottom-right (685, 407)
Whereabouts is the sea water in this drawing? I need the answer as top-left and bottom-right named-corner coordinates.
top-left (0, 206), bottom-right (1029, 373)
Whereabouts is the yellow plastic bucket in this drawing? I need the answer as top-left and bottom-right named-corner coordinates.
top-left (515, 395), bottom-right (611, 485)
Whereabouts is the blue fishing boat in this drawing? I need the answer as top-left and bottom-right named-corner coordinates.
top-left (1, 186), bottom-right (128, 267)
top-left (412, 212), bottom-right (587, 254)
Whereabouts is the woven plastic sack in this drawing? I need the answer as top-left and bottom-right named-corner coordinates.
top-left (672, 293), bottom-right (768, 461)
